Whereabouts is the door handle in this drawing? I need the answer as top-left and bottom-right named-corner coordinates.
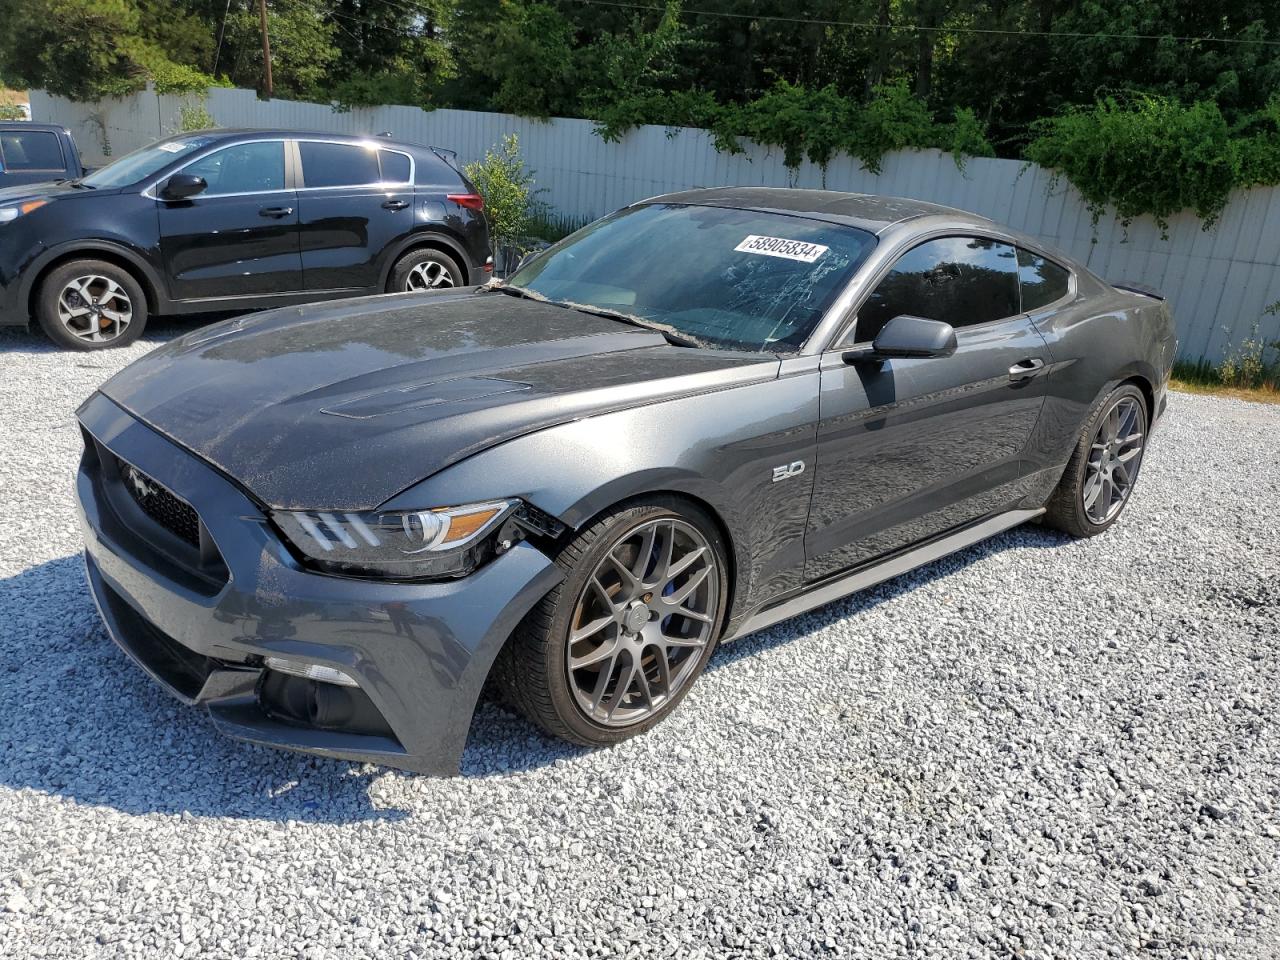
top-left (258, 206), bottom-right (294, 219)
top-left (1008, 357), bottom-right (1046, 381)
top-left (381, 199), bottom-right (410, 211)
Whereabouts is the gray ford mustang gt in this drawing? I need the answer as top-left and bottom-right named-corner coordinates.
top-left (75, 187), bottom-right (1176, 774)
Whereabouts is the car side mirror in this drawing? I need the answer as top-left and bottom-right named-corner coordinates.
top-left (842, 314), bottom-right (958, 364)
top-left (159, 174), bottom-right (207, 201)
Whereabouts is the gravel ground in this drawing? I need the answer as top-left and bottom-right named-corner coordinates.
top-left (1, 320), bottom-right (1277, 960)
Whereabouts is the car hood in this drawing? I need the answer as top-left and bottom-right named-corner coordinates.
top-left (99, 289), bottom-right (779, 510)
top-left (0, 181), bottom-right (103, 205)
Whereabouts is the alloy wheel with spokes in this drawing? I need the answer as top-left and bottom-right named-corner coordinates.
top-left (404, 259), bottom-right (455, 291)
top-left (37, 259), bottom-right (148, 351)
top-left (496, 500), bottom-right (728, 746)
top-left (1043, 383), bottom-right (1150, 538)
top-left (566, 517), bottom-right (719, 727)
top-left (1082, 395), bottom-right (1146, 524)
top-left (57, 274), bottom-right (134, 344)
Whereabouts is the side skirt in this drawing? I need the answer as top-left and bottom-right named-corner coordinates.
top-left (726, 507), bottom-right (1045, 642)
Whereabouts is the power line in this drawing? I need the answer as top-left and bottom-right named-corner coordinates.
top-left (567, 0), bottom-right (1280, 48)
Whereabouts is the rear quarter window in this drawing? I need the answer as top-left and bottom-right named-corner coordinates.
top-left (379, 150), bottom-right (411, 184)
top-left (1018, 248), bottom-right (1071, 311)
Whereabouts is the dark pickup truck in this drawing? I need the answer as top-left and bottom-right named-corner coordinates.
top-left (0, 123), bottom-right (87, 188)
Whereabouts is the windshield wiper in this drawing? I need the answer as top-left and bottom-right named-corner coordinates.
top-left (65, 178), bottom-right (94, 189)
top-left (554, 302), bottom-right (702, 349)
top-left (485, 281), bottom-right (701, 348)
top-left (487, 282), bottom-right (544, 302)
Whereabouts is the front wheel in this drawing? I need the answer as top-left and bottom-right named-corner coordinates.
top-left (36, 260), bottom-right (148, 350)
top-left (496, 499), bottom-right (729, 747)
top-left (1043, 383), bottom-right (1149, 537)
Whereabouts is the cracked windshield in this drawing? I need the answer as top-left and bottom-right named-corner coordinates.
top-left (509, 202), bottom-right (877, 352)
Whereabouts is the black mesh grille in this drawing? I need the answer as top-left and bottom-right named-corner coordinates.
top-left (117, 459), bottom-right (201, 548)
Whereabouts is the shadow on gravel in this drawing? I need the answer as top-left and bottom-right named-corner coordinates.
top-left (462, 522), bottom-right (1072, 776)
top-left (0, 556), bottom-right (403, 824)
top-left (0, 314), bottom-right (236, 355)
top-left (0, 526), bottom-right (1070, 812)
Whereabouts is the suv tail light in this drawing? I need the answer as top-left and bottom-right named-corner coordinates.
top-left (446, 193), bottom-right (484, 210)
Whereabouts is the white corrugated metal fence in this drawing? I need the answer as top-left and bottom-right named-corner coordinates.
top-left (30, 86), bottom-right (1280, 362)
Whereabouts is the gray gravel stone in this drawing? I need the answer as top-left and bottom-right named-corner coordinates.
top-left (0, 323), bottom-right (1278, 959)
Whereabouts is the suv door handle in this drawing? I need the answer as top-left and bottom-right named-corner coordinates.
top-left (1008, 357), bottom-right (1046, 381)
top-left (381, 199), bottom-right (410, 211)
top-left (258, 206), bottom-right (294, 219)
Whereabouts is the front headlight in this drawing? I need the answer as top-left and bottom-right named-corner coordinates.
top-left (273, 499), bottom-right (521, 579)
top-left (0, 199), bottom-right (47, 223)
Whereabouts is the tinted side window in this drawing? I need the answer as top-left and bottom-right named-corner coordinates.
top-left (379, 150), bottom-right (411, 184)
top-left (182, 141), bottom-right (285, 195)
top-left (0, 131), bottom-right (64, 171)
top-left (1018, 248), bottom-right (1071, 311)
top-left (299, 142), bottom-right (381, 187)
top-left (855, 236), bottom-right (1020, 343)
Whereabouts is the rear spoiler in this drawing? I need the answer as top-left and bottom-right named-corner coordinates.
top-left (372, 133), bottom-right (461, 172)
top-left (429, 145), bottom-right (461, 171)
top-left (1111, 280), bottom-right (1165, 301)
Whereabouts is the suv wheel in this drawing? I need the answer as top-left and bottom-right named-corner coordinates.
top-left (37, 260), bottom-right (148, 350)
top-left (496, 498), bottom-right (729, 747)
top-left (388, 248), bottom-right (464, 293)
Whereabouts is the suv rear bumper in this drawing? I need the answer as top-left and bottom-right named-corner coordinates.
top-left (75, 391), bottom-right (562, 775)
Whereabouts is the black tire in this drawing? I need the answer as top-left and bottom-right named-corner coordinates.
top-left (495, 497), bottom-right (730, 747)
top-left (36, 259), bottom-right (148, 350)
top-left (1042, 383), bottom-right (1149, 538)
top-left (387, 247), bottom-right (465, 293)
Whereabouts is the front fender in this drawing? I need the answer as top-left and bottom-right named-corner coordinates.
top-left (380, 372), bottom-right (822, 626)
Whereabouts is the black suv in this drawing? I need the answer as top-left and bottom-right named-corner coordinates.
top-left (0, 129), bottom-right (492, 349)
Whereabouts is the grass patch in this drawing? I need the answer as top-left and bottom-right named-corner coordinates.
top-left (526, 211), bottom-right (592, 244)
top-left (1171, 358), bottom-right (1280, 405)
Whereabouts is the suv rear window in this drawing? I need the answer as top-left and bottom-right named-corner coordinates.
top-left (0, 131), bottom-right (64, 172)
top-left (298, 141), bottom-right (382, 188)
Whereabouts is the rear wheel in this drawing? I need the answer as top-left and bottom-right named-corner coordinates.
top-left (1043, 384), bottom-right (1148, 537)
top-left (496, 499), bottom-right (728, 747)
top-left (36, 259), bottom-right (148, 350)
top-left (388, 248), bottom-right (464, 293)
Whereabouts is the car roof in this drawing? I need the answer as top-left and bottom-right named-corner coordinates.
top-left (173, 128), bottom-right (429, 152)
top-left (645, 186), bottom-right (993, 235)
top-left (0, 122), bottom-right (70, 134)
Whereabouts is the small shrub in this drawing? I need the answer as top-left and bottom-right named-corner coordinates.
top-left (463, 134), bottom-right (548, 264)
top-left (1218, 321), bottom-right (1280, 391)
top-left (178, 101), bottom-right (215, 132)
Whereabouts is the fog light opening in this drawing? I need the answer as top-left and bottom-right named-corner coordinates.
top-left (263, 656), bottom-right (358, 687)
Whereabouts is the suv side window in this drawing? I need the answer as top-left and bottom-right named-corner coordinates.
top-left (852, 235), bottom-right (1020, 343)
top-left (0, 131), bottom-right (64, 172)
top-left (1017, 248), bottom-right (1071, 311)
top-left (379, 150), bottom-right (411, 184)
top-left (299, 141), bottom-right (382, 188)
top-left (181, 141), bottom-right (285, 196)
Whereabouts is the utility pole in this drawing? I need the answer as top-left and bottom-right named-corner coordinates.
top-left (258, 0), bottom-right (274, 99)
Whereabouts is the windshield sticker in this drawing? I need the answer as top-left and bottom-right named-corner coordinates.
top-left (734, 235), bottom-right (829, 263)
top-left (157, 137), bottom-right (215, 153)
